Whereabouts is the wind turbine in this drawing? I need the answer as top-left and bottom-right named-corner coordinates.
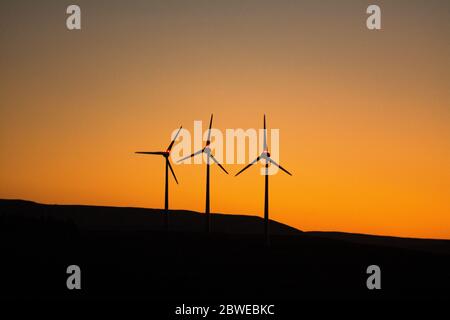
top-left (135, 126), bottom-right (182, 231)
top-left (178, 114), bottom-right (228, 232)
top-left (235, 115), bottom-right (292, 245)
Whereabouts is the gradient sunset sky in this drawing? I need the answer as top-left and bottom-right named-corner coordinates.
top-left (1, 0), bottom-right (449, 239)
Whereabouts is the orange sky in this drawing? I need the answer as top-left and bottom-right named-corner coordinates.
top-left (1, 0), bottom-right (449, 239)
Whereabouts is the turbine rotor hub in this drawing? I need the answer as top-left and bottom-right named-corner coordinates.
top-left (262, 150), bottom-right (270, 158)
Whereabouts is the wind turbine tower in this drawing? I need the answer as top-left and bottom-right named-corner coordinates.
top-left (135, 126), bottom-right (182, 230)
top-left (178, 114), bottom-right (228, 232)
top-left (235, 115), bottom-right (292, 245)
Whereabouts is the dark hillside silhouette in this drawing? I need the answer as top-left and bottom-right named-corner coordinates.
top-left (0, 199), bottom-right (300, 235)
top-left (1, 199), bottom-right (449, 301)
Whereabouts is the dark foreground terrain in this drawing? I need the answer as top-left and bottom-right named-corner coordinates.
top-left (1, 199), bottom-right (449, 308)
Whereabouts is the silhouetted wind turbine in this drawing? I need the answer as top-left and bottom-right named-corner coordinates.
top-left (135, 126), bottom-right (182, 230)
top-left (235, 115), bottom-right (292, 245)
top-left (178, 114), bottom-right (228, 232)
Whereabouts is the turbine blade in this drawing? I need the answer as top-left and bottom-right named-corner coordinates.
top-left (263, 114), bottom-right (267, 151)
top-left (207, 114), bottom-right (213, 143)
top-left (235, 156), bottom-right (260, 176)
top-left (209, 154), bottom-right (228, 174)
top-left (135, 151), bottom-right (166, 155)
top-left (167, 126), bottom-right (183, 152)
top-left (268, 158), bottom-right (292, 176)
top-left (177, 148), bottom-right (204, 163)
top-left (167, 160), bottom-right (179, 184)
